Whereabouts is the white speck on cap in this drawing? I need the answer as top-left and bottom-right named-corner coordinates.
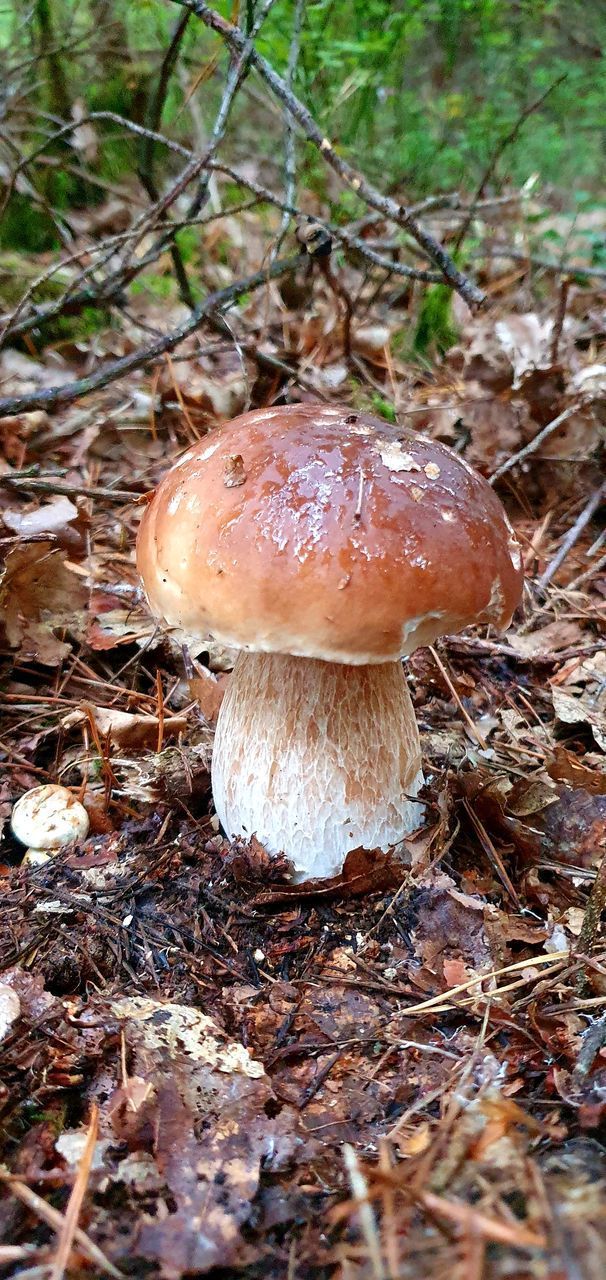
top-left (379, 442), bottom-right (420, 473)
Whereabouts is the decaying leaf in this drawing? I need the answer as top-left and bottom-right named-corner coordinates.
top-left (494, 313), bottom-right (559, 388)
top-left (0, 540), bottom-right (87, 664)
top-left (105, 998), bottom-right (294, 1274)
top-left (553, 686), bottom-right (606, 752)
top-left (0, 983), bottom-right (20, 1042)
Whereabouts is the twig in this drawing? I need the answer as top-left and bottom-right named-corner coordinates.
top-left (0, 1171), bottom-right (120, 1277)
top-left (0, 476), bottom-right (140, 501)
top-left (461, 798), bottom-right (521, 909)
top-left (343, 1146), bottom-right (385, 1280)
top-left (49, 1105), bottom-right (100, 1280)
top-left (429, 645), bottom-right (487, 749)
top-left (473, 246), bottom-right (606, 280)
top-left (397, 950), bottom-right (568, 1019)
top-left (549, 276), bottom-right (571, 364)
top-left (0, 162), bottom-right (442, 350)
top-left (299, 1051), bottom-right (342, 1108)
top-left (276, 0), bottom-right (304, 249)
top-left (566, 550), bottom-right (606, 592)
top-left (452, 74), bottom-right (567, 254)
top-left (576, 844), bottom-right (606, 997)
top-left (318, 256), bottom-right (354, 359)
top-left (489, 404), bottom-right (580, 484)
top-left (419, 1190), bottom-right (545, 1250)
top-left (141, 10), bottom-right (191, 187)
top-left (0, 253), bottom-right (305, 416)
top-left (172, 1), bottom-right (485, 308)
top-left (538, 480), bottom-right (606, 590)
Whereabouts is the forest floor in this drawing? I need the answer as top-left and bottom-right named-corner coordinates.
top-left (0, 194), bottom-right (605, 1279)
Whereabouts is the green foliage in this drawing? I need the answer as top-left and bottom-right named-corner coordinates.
top-left (256, 0), bottom-right (605, 195)
top-left (0, 252), bottom-right (109, 348)
top-left (413, 284), bottom-right (458, 357)
top-left (0, 195), bottom-right (59, 253)
top-left (131, 273), bottom-right (176, 301)
top-left (0, 0), bottom-right (603, 346)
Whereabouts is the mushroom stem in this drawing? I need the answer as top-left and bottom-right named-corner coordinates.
top-left (212, 652), bottom-right (424, 881)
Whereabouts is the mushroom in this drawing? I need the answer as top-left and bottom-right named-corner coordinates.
top-left (137, 404), bottom-right (523, 880)
top-left (11, 784), bottom-right (89, 866)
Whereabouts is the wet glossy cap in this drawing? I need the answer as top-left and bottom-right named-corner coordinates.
top-left (137, 404), bottom-right (523, 663)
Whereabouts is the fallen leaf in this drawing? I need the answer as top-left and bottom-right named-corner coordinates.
top-left (0, 983), bottom-right (20, 1042)
top-left (2, 495), bottom-right (79, 538)
top-left (0, 540), bottom-right (87, 664)
top-left (105, 997), bottom-right (293, 1275)
top-left (548, 746), bottom-right (606, 794)
top-left (62, 705), bottom-right (188, 750)
top-left (494, 314), bottom-right (558, 388)
top-left (552, 687), bottom-right (606, 752)
top-left (189, 670), bottom-right (229, 724)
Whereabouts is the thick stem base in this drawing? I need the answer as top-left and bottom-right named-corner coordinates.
top-left (211, 652), bottom-right (424, 881)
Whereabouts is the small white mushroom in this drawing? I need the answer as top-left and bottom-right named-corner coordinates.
top-left (11, 784), bottom-right (89, 866)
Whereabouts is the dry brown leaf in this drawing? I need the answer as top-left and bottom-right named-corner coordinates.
top-left (509, 620), bottom-right (588, 657)
top-left (548, 746), bottom-right (606, 794)
top-left (2, 496), bottom-right (79, 539)
top-left (0, 540), bottom-right (87, 664)
top-left (189, 671), bottom-right (229, 725)
top-left (105, 998), bottom-right (292, 1275)
top-left (62, 705), bottom-right (187, 750)
top-left (552, 686), bottom-right (606, 752)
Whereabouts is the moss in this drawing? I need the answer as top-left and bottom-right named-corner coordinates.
top-left (0, 195), bottom-right (61, 254)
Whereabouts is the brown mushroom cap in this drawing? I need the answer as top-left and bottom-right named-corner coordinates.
top-left (137, 403), bottom-right (523, 663)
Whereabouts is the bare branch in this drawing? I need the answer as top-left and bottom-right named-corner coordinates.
top-left (170, 0), bottom-right (485, 308)
top-left (0, 253), bottom-right (305, 417)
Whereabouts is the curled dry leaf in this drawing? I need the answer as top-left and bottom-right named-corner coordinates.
top-left (552, 686), bottom-right (606, 753)
top-left (62, 705), bottom-right (188, 751)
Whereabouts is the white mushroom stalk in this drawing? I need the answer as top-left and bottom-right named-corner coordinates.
top-left (212, 652), bottom-right (424, 880)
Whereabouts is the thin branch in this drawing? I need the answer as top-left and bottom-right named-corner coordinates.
top-left (0, 164), bottom-right (443, 350)
top-left (276, 0), bottom-right (304, 248)
top-left (138, 10), bottom-right (195, 309)
top-left (171, 0), bottom-right (485, 308)
top-left (538, 480), bottom-right (606, 591)
top-left (452, 74), bottom-right (567, 253)
top-left (0, 476), bottom-right (140, 501)
top-left (49, 1106), bottom-right (99, 1280)
top-left (141, 10), bottom-right (191, 185)
top-left (0, 253), bottom-right (305, 417)
top-left (489, 404), bottom-right (580, 484)
top-left (549, 276), bottom-right (570, 364)
top-left (474, 246), bottom-right (606, 280)
top-left (0, 1171), bottom-right (120, 1277)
